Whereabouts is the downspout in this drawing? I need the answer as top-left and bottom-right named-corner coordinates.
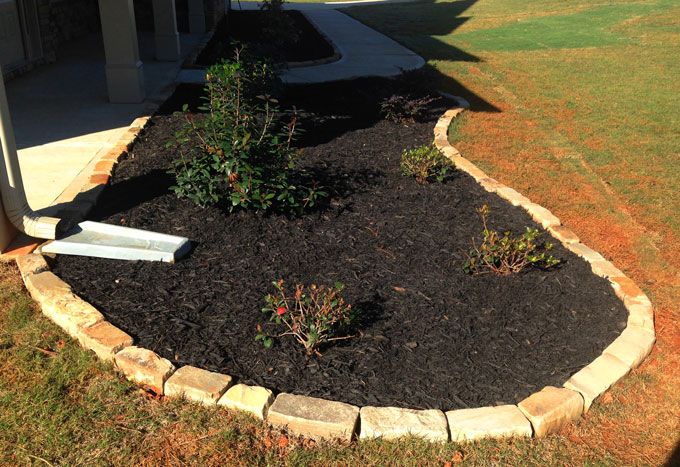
top-left (0, 66), bottom-right (62, 240)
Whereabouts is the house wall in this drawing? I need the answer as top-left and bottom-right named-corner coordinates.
top-left (4, 0), bottom-right (226, 81)
top-left (38, 0), bottom-right (101, 61)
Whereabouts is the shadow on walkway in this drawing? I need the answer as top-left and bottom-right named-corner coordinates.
top-left (342, 0), bottom-right (499, 112)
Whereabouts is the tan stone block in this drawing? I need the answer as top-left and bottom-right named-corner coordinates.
top-left (603, 326), bottom-right (655, 369)
top-left (479, 177), bottom-right (505, 193)
top-left (114, 346), bottom-right (175, 395)
top-left (565, 242), bottom-right (606, 264)
top-left (16, 254), bottom-right (49, 280)
top-left (524, 203), bottom-right (561, 229)
top-left (165, 366), bottom-right (232, 405)
top-left (590, 260), bottom-right (624, 279)
top-left (455, 159), bottom-right (487, 181)
top-left (517, 386), bottom-right (583, 437)
top-left (24, 272), bottom-right (104, 338)
top-left (440, 146), bottom-right (461, 158)
top-left (42, 293), bottom-right (104, 339)
top-left (90, 173), bottom-right (110, 185)
top-left (77, 321), bottom-right (133, 362)
top-left (625, 300), bottom-right (654, 331)
top-left (267, 393), bottom-right (359, 441)
top-left (548, 225), bottom-right (580, 245)
top-left (608, 276), bottom-right (645, 302)
top-left (218, 384), bottom-right (274, 420)
top-left (24, 271), bottom-right (71, 302)
top-left (496, 186), bottom-right (532, 207)
top-left (434, 134), bottom-right (449, 148)
top-left (446, 405), bottom-right (532, 442)
top-left (563, 354), bottom-right (630, 412)
top-left (359, 406), bottom-right (448, 442)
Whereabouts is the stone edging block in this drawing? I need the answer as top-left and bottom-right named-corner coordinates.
top-left (446, 405), bottom-right (532, 442)
top-left (267, 393), bottom-right (359, 442)
top-left (603, 325), bottom-right (655, 369)
top-left (518, 386), bottom-right (584, 437)
top-left (77, 320), bottom-right (133, 362)
top-left (563, 353), bottom-right (630, 412)
top-left (165, 365), bottom-right (232, 405)
top-left (359, 406), bottom-right (449, 442)
top-left (114, 346), bottom-right (175, 395)
top-left (217, 384), bottom-right (274, 420)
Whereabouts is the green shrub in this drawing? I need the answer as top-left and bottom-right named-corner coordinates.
top-left (464, 205), bottom-right (560, 275)
top-left (256, 280), bottom-right (357, 356)
top-left (169, 51), bottom-right (324, 212)
top-left (400, 145), bottom-right (453, 184)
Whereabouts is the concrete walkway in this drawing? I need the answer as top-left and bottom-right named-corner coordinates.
top-left (6, 32), bottom-right (207, 211)
top-left (177, 5), bottom-right (424, 84)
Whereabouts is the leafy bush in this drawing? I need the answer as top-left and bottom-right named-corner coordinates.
top-left (400, 145), bottom-right (453, 184)
top-left (380, 94), bottom-right (436, 123)
top-left (464, 205), bottom-right (560, 275)
top-left (256, 280), bottom-right (357, 356)
top-left (169, 51), bottom-right (324, 212)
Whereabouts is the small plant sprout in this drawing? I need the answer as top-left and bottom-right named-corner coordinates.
top-left (400, 145), bottom-right (453, 184)
top-left (256, 280), bottom-right (357, 356)
top-left (464, 204), bottom-right (560, 275)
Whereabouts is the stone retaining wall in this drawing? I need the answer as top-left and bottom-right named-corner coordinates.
top-left (15, 100), bottom-right (656, 444)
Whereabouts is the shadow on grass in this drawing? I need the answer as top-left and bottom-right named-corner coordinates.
top-left (342, 0), bottom-right (499, 113)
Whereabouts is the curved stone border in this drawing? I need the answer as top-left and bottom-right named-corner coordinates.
top-left (14, 101), bottom-right (655, 444)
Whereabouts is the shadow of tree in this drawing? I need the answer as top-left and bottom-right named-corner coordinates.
top-left (342, 0), bottom-right (499, 112)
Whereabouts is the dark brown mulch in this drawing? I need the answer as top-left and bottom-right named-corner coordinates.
top-left (194, 10), bottom-right (335, 67)
top-left (52, 78), bottom-right (627, 410)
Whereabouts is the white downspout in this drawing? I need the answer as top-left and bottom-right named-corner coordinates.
top-left (0, 66), bottom-right (62, 240)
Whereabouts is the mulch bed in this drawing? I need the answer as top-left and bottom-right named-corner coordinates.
top-left (194, 10), bottom-right (335, 67)
top-left (52, 78), bottom-right (627, 410)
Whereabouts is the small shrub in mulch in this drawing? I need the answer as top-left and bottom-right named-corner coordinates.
top-left (257, 280), bottom-right (357, 356)
top-left (400, 144), bottom-right (453, 184)
top-left (380, 94), bottom-right (437, 124)
top-left (169, 52), bottom-right (325, 212)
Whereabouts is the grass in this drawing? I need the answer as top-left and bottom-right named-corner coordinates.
top-left (345, 0), bottom-right (680, 464)
top-left (2, 0), bottom-right (680, 464)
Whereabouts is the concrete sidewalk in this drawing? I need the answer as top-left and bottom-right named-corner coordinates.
top-left (234, 0), bottom-right (416, 11)
top-left (177, 7), bottom-right (424, 85)
top-left (6, 32), bottom-right (207, 211)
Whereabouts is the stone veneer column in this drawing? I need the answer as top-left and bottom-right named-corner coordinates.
top-left (152, 0), bottom-right (181, 61)
top-left (188, 0), bottom-right (207, 34)
top-left (97, 0), bottom-right (145, 103)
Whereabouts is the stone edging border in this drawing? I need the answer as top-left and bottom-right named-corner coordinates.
top-left (14, 101), bottom-right (655, 444)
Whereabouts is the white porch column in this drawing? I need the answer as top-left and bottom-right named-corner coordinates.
top-left (98, 0), bottom-right (145, 103)
top-left (188, 0), bottom-right (206, 34)
top-left (152, 0), bottom-right (181, 61)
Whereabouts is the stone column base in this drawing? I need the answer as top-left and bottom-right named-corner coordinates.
top-left (105, 61), bottom-right (146, 103)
